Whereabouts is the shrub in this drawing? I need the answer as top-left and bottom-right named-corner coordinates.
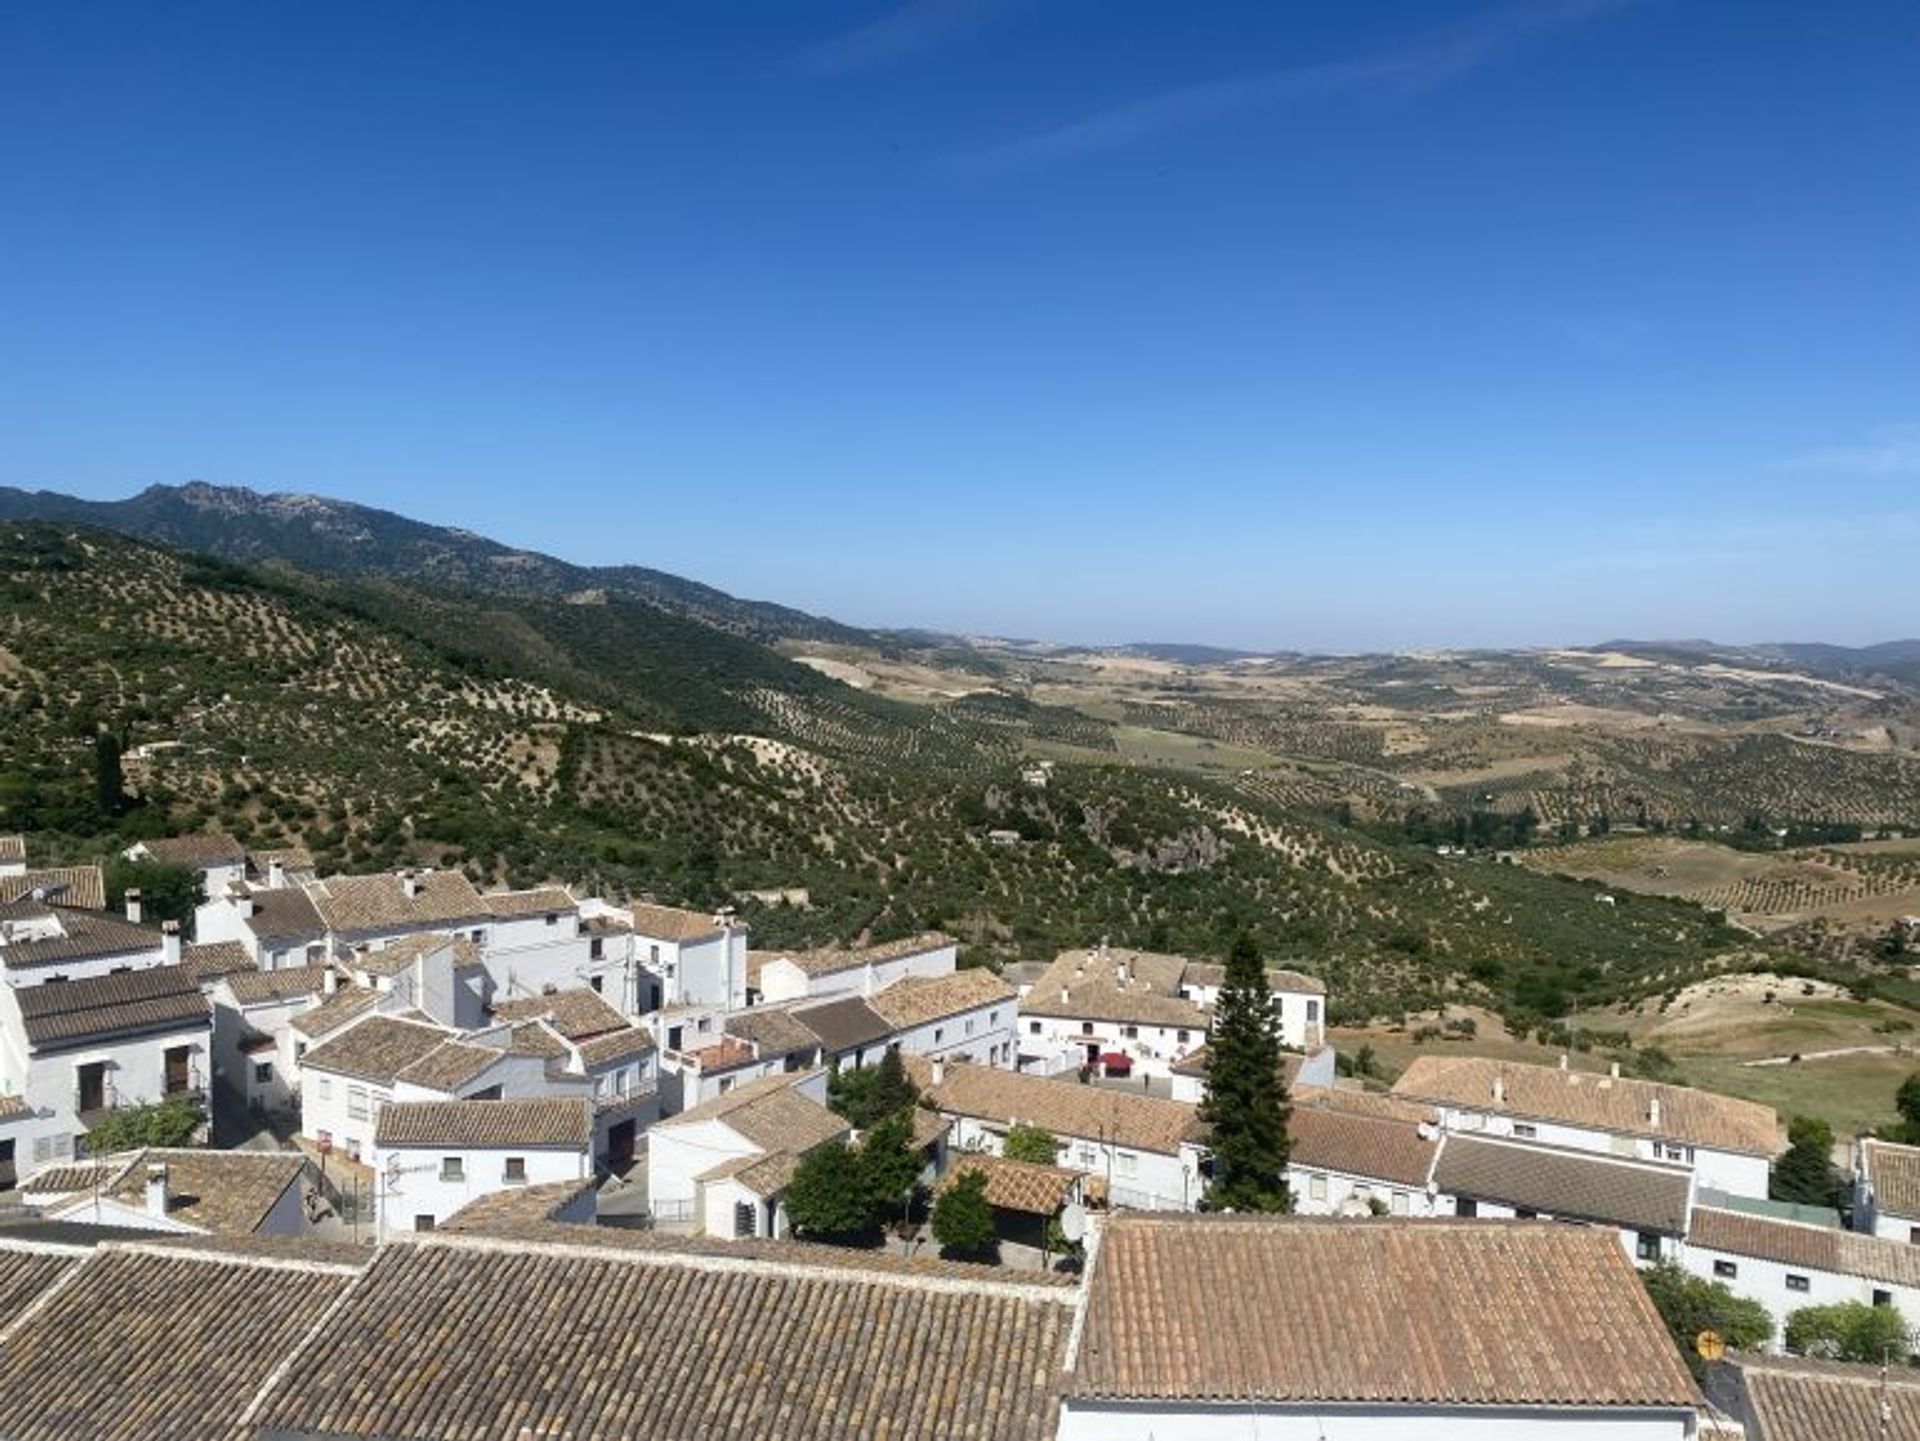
top-left (1785, 1302), bottom-right (1912, 1363)
top-left (1639, 1261), bottom-right (1773, 1375)
top-left (931, 1170), bottom-right (998, 1261)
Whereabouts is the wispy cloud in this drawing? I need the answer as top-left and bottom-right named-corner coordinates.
top-left (955, 0), bottom-right (1644, 171)
top-left (798, 0), bottom-right (1023, 77)
top-left (1780, 423), bottom-right (1920, 478)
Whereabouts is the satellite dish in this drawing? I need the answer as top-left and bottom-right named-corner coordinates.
top-left (1696, 1330), bottom-right (1725, 1363)
top-left (1059, 1203), bottom-right (1087, 1243)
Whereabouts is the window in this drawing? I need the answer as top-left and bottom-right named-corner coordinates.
top-left (33, 1135), bottom-right (59, 1165)
top-left (1875, 1289), bottom-right (1894, 1308)
top-left (347, 1086), bottom-right (368, 1120)
top-left (1123, 1025), bottom-right (1139, 1040)
top-left (697, 1017), bottom-right (712, 1033)
top-left (1076, 1145), bottom-right (1098, 1168)
top-left (414, 1214), bottom-right (435, 1232)
top-left (317, 1077), bottom-right (332, 1101)
top-left (734, 1201), bottom-right (756, 1238)
top-left (1029, 1021), bottom-right (1041, 1035)
top-left (503, 1157), bottom-right (527, 1185)
top-left (253, 1062), bottom-right (273, 1085)
top-left (718, 1076), bottom-right (735, 1095)
top-left (989, 1011), bottom-right (999, 1026)
top-left (650, 944), bottom-right (661, 964)
top-left (1115, 1151), bottom-right (1138, 1178)
top-left (934, 1028), bottom-right (945, 1043)
top-left (1515, 1207), bottom-right (1537, 1220)
top-left (1177, 1029), bottom-right (1190, 1043)
top-left (1457, 1198), bottom-right (1478, 1218)
top-left (545, 913), bottom-right (559, 927)
top-left (1307, 999), bottom-right (1320, 1023)
top-left (1308, 1174), bottom-right (1327, 1201)
top-left (346, 1139), bottom-right (361, 1162)
top-left (440, 1157), bottom-right (464, 1182)
top-left (1714, 1260), bottom-right (1738, 1279)
top-left (1512, 1123), bottom-right (1537, 1140)
top-left (1910, 1226), bottom-right (1920, 1246)
top-left (1659, 1143), bottom-right (1692, 1163)
top-left (1081, 1022), bottom-right (1094, 1036)
top-left (1391, 1191), bottom-right (1410, 1216)
top-left (590, 938), bottom-right (604, 962)
top-left (1786, 1274), bottom-right (1810, 1293)
top-left (965, 1019), bottom-right (975, 1035)
top-left (470, 929), bottom-right (483, 944)
top-left (295, 1041), bottom-right (307, 1061)
top-left (1636, 1232), bottom-right (1661, 1262)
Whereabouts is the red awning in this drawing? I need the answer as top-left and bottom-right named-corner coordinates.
top-left (1100, 1052), bottom-right (1133, 1071)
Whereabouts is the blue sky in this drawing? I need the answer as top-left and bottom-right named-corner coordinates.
top-left (2, 1), bottom-right (1915, 650)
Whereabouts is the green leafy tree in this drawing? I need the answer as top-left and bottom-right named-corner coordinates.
top-left (828, 1047), bottom-right (920, 1130)
top-left (783, 1141), bottom-right (873, 1241)
top-left (105, 859), bottom-right (203, 931)
top-left (857, 1113), bottom-right (923, 1222)
top-left (1002, 1124), bottom-right (1061, 1166)
top-left (94, 731), bottom-right (125, 818)
top-left (1885, 1073), bottom-right (1920, 1145)
top-left (1198, 929), bottom-right (1292, 1212)
top-left (931, 1169), bottom-right (998, 1260)
top-left (1639, 1261), bottom-right (1773, 1376)
top-left (83, 1099), bottom-right (203, 1155)
top-left (1785, 1302), bottom-right (1912, 1363)
top-left (1770, 1116), bottom-right (1841, 1209)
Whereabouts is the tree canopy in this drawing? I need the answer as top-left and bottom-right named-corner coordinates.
top-left (1785, 1301), bottom-right (1912, 1364)
top-left (83, 1098), bottom-right (203, 1155)
top-left (1639, 1261), bottom-right (1773, 1376)
top-left (1769, 1115), bottom-right (1842, 1210)
top-left (931, 1169), bottom-right (998, 1260)
top-left (828, 1047), bottom-right (919, 1130)
top-left (783, 1140), bottom-right (873, 1241)
top-left (1198, 929), bottom-right (1292, 1212)
top-left (1002, 1125), bottom-right (1061, 1166)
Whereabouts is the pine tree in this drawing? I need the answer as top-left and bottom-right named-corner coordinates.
top-left (1198, 929), bottom-right (1292, 1212)
top-left (931, 1169), bottom-right (998, 1260)
top-left (1770, 1115), bottom-right (1841, 1209)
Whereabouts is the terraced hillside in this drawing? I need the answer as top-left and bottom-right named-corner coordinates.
top-left (0, 522), bottom-right (1750, 1024)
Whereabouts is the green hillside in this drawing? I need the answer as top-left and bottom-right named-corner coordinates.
top-left (0, 521), bottom-right (1753, 1024)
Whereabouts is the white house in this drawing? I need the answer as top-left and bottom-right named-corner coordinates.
top-left (492, 988), bottom-right (659, 1166)
top-left (646, 1068), bottom-right (843, 1239)
top-left (1, 962), bottom-right (210, 1167)
top-left (864, 969), bottom-right (1019, 1068)
top-left (1853, 1137), bottom-right (1920, 1243)
top-left (1393, 1054), bottom-right (1781, 1199)
top-left (1177, 960), bottom-right (1326, 1050)
top-left (1, 899), bottom-right (165, 984)
top-left (209, 965), bottom-right (332, 1116)
top-left (123, 832), bottom-right (246, 902)
top-left (24, 1147), bottom-right (313, 1238)
top-left (1019, 948), bottom-right (1210, 1078)
top-left (630, 902), bottom-right (749, 1012)
top-left (1680, 1205), bottom-right (1920, 1350)
top-left (914, 1058), bottom-right (1207, 1212)
top-left (1056, 1213), bottom-right (1703, 1440)
top-left (368, 1096), bottom-right (593, 1239)
top-left (0, 836), bottom-right (23, 879)
top-left (1285, 1088), bottom-right (1444, 1219)
top-left (753, 932), bottom-right (956, 1005)
top-left (1167, 1043), bottom-right (1337, 1104)
top-left (341, 932), bottom-right (488, 1030)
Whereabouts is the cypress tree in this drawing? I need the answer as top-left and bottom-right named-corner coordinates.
top-left (1198, 929), bottom-right (1293, 1211)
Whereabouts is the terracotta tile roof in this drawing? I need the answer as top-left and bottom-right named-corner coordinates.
top-left (242, 885), bottom-right (326, 943)
top-left (246, 844), bottom-right (314, 876)
top-left (1434, 1134), bottom-right (1693, 1234)
top-left (1071, 1214), bottom-right (1701, 1409)
top-left (628, 900), bottom-right (729, 942)
top-left (684, 1036), bottom-right (758, 1072)
top-left (1862, 1138), bottom-right (1920, 1219)
top-left (132, 832), bottom-right (244, 868)
top-left (0, 835), bottom-right (23, 864)
top-left (374, 1097), bottom-right (592, 1149)
top-left (792, 995), bottom-right (893, 1054)
top-left (1392, 1054), bottom-right (1783, 1156)
top-left (916, 1059), bottom-right (1202, 1156)
top-left (0, 1244), bottom-right (80, 1329)
top-left (95, 1149), bottom-right (308, 1236)
top-left (1172, 1049), bottom-right (1328, 1092)
top-left (657, 1070), bottom-right (848, 1155)
top-left (297, 1015), bottom-right (451, 1085)
top-left (576, 1026), bottom-right (656, 1067)
top-left (22, 1160), bottom-right (131, 1196)
top-left (787, 930), bottom-right (955, 978)
top-left (867, 968), bottom-right (1016, 1030)
top-left (484, 885), bottom-right (577, 917)
top-left (1022, 947), bottom-right (1209, 1029)
top-left (223, 965), bottom-right (331, 1005)
top-left (15, 964), bottom-right (208, 1047)
top-left (0, 903), bottom-right (159, 969)
top-left (725, 1006), bottom-right (825, 1058)
top-left (508, 1020), bottom-right (571, 1060)
top-left (1288, 1101), bottom-right (1439, 1190)
top-left (441, 1178), bottom-right (597, 1231)
top-left (493, 986), bottom-right (628, 1040)
top-left (0, 1090), bottom-right (32, 1121)
top-left (351, 930), bottom-right (461, 977)
top-left (286, 981), bottom-right (381, 1037)
top-left (699, 1149), bottom-right (801, 1197)
top-left (247, 1233), bottom-right (1074, 1441)
top-left (0, 1243), bottom-right (358, 1441)
top-left (0, 866), bottom-right (106, 910)
top-left (939, 1154), bottom-right (1085, 1215)
top-left (307, 869), bottom-right (490, 935)
top-left (392, 1039), bottom-right (508, 1093)
top-left (1727, 1352), bottom-right (1920, 1441)
top-left (1689, 1206), bottom-right (1920, 1288)
top-left (179, 939), bottom-right (252, 980)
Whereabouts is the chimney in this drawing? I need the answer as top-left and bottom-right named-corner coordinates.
top-left (1559, 1054), bottom-right (1569, 1071)
top-left (162, 920), bottom-right (182, 965)
top-left (1492, 1074), bottom-right (1506, 1106)
top-left (402, 871), bottom-right (423, 900)
top-left (931, 1057), bottom-right (946, 1087)
top-left (145, 1161), bottom-right (169, 1220)
top-left (1061, 988), bottom-right (1070, 1004)
top-left (1649, 1096), bottom-right (1662, 1130)
top-left (268, 859), bottom-right (285, 889)
top-left (125, 888), bottom-right (142, 925)
top-left (1116, 960), bottom-right (1130, 986)
top-left (322, 967), bottom-right (339, 996)
top-left (234, 887), bottom-right (255, 920)
top-left (1610, 1061), bottom-right (1621, 1080)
